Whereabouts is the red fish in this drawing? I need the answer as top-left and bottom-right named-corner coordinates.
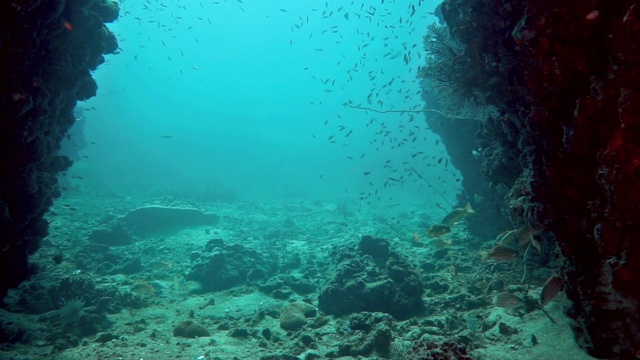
top-left (426, 224), bottom-right (451, 238)
top-left (494, 292), bottom-right (523, 309)
top-left (516, 224), bottom-right (542, 247)
top-left (540, 275), bottom-right (563, 307)
top-left (481, 245), bottom-right (518, 262)
top-left (440, 202), bottom-right (474, 226)
top-left (495, 229), bottom-right (517, 244)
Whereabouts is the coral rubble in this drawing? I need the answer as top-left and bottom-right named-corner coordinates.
top-left (318, 236), bottom-right (424, 320)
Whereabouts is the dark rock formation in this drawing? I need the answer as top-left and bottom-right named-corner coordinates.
top-left (118, 206), bottom-right (220, 236)
top-left (419, 24), bottom-right (516, 239)
top-left (333, 312), bottom-right (393, 358)
top-left (318, 236), bottom-right (424, 320)
top-left (1, 273), bottom-right (145, 349)
top-left (279, 302), bottom-right (317, 332)
top-left (5, 275), bottom-right (145, 316)
top-left (187, 238), bottom-right (274, 292)
top-left (422, 105), bottom-right (513, 238)
top-left (424, 0), bottom-right (640, 357)
top-left (172, 320), bottom-right (210, 339)
top-left (0, 0), bottom-right (119, 298)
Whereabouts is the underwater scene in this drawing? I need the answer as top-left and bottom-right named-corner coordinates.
top-left (5, 0), bottom-right (637, 359)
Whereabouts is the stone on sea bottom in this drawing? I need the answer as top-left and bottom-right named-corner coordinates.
top-left (172, 320), bottom-right (210, 339)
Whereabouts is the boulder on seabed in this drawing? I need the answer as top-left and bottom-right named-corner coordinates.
top-left (118, 206), bottom-right (219, 235)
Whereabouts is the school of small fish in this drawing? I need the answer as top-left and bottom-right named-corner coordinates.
top-left (115, 0), bottom-right (460, 206)
top-left (114, 0), bottom-right (565, 322)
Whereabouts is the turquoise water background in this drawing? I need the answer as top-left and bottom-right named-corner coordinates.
top-left (81, 0), bottom-right (459, 208)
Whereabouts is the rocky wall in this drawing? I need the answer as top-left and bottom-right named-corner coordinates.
top-left (0, 0), bottom-right (119, 298)
top-left (433, 0), bottom-right (640, 357)
top-left (420, 96), bottom-right (514, 238)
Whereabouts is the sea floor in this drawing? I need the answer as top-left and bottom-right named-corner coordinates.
top-left (0, 186), bottom-right (594, 360)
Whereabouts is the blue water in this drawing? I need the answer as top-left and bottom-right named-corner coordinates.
top-left (81, 0), bottom-right (459, 208)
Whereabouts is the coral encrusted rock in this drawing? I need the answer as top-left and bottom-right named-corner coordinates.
top-left (172, 320), bottom-right (210, 339)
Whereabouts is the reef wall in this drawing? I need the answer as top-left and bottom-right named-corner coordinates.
top-left (423, 92), bottom-right (520, 239)
top-left (429, 0), bottom-right (640, 358)
top-left (0, 0), bottom-right (119, 298)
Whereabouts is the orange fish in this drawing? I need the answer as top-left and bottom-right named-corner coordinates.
top-left (440, 202), bottom-right (474, 226)
top-left (481, 245), bottom-right (518, 262)
top-left (427, 224), bottom-right (451, 238)
top-left (516, 224), bottom-right (542, 247)
top-left (494, 292), bottom-right (523, 309)
top-left (495, 229), bottom-right (518, 244)
top-left (540, 275), bottom-right (563, 307)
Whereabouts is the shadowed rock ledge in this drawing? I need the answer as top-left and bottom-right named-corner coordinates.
top-left (0, 0), bottom-right (119, 298)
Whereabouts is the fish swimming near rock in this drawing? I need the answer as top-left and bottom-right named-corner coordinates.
top-left (481, 245), bottom-right (518, 262)
top-left (494, 292), bottom-right (523, 309)
top-left (511, 224), bottom-right (543, 252)
top-left (440, 202), bottom-right (474, 226)
top-left (515, 224), bottom-right (542, 245)
top-left (427, 224), bottom-right (451, 238)
top-left (495, 229), bottom-right (518, 244)
top-left (540, 275), bottom-right (563, 307)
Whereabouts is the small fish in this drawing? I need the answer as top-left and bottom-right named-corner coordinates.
top-left (495, 229), bottom-right (518, 244)
top-left (515, 224), bottom-right (542, 246)
top-left (540, 275), bottom-right (563, 307)
top-left (426, 224), bottom-right (451, 238)
top-left (160, 134), bottom-right (173, 139)
top-left (440, 202), bottom-right (474, 226)
top-left (494, 292), bottom-right (523, 309)
top-left (481, 245), bottom-right (518, 262)
top-left (411, 232), bottom-right (421, 243)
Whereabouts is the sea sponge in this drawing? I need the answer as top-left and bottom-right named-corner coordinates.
top-left (172, 320), bottom-right (210, 339)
